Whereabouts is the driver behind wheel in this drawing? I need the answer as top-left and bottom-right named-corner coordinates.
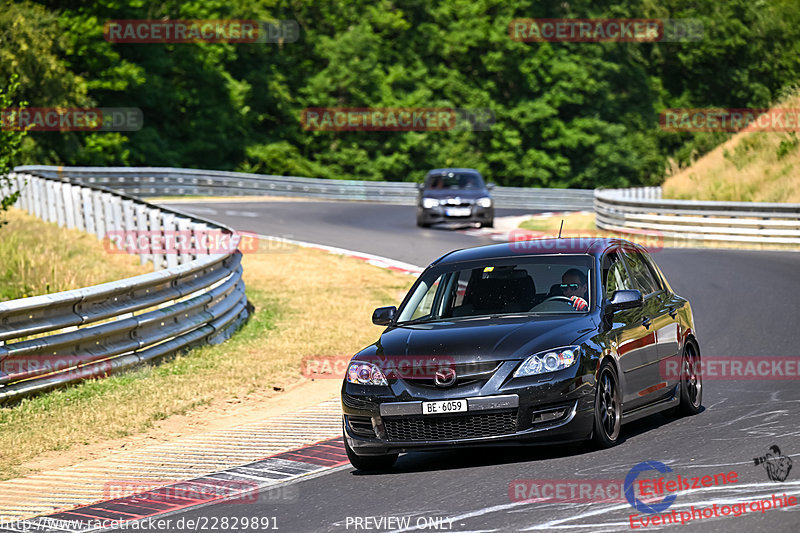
top-left (561, 268), bottom-right (588, 311)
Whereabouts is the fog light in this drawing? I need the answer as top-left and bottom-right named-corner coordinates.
top-left (532, 407), bottom-right (566, 424)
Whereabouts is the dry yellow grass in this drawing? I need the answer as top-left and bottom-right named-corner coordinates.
top-left (0, 237), bottom-right (413, 479)
top-left (663, 91), bottom-right (800, 203)
top-left (0, 208), bottom-right (150, 300)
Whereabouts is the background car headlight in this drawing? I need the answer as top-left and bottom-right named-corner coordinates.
top-left (476, 196), bottom-right (492, 208)
top-left (513, 346), bottom-right (580, 378)
top-left (421, 197), bottom-right (439, 209)
top-left (346, 361), bottom-right (388, 385)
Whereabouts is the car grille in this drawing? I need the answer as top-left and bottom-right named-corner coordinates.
top-left (408, 361), bottom-right (501, 388)
top-left (384, 411), bottom-right (518, 442)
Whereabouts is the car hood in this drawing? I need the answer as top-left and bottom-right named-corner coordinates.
top-left (363, 315), bottom-right (596, 363)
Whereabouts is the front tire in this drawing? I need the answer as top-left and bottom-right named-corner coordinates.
top-left (344, 436), bottom-right (398, 471)
top-left (677, 342), bottom-right (702, 416)
top-left (591, 360), bottom-right (622, 448)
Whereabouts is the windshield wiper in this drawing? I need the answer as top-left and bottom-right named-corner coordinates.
top-left (395, 317), bottom-right (441, 326)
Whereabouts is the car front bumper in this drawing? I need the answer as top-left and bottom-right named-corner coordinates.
top-left (342, 371), bottom-right (595, 456)
top-left (418, 205), bottom-right (494, 225)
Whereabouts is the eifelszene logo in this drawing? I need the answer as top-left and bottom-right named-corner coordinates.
top-left (625, 461), bottom-right (677, 514)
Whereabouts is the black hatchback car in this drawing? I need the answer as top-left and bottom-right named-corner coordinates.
top-left (416, 168), bottom-right (494, 228)
top-left (341, 238), bottom-right (702, 470)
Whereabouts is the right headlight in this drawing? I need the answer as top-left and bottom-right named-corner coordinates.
top-left (476, 196), bottom-right (492, 208)
top-left (513, 346), bottom-right (581, 378)
top-left (421, 197), bottom-right (439, 209)
top-left (346, 361), bottom-right (388, 386)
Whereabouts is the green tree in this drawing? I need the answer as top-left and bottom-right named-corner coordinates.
top-left (0, 75), bottom-right (27, 227)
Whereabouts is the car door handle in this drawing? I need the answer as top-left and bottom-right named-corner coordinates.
top-left (642, 317), bottom-right (652, 329)
top-left (668, 307), bottom-right (677, 319)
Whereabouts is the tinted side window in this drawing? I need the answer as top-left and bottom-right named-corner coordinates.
top-left (602, 251), bottom-right (633, 297)
top-left (641, 253), bottom-right (666, 292)
top-left (623, 250), bottom-right (660, 295)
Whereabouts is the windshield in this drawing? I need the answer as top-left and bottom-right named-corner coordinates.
top-left (397, 256), bottom-right (593, 323)
top-left (425, 172), bottom-right (484, 190)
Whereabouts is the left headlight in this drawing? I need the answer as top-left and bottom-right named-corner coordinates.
top-left (476, 196), bottom-right (492, 208)
top-left (421, 197), bottom-right (439, 209)
top-left (346, 361), bottom-right (389, 386)
top-left (513, 346), bottom-right (581, 378)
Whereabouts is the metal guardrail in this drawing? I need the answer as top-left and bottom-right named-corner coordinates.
top-left (0, 171), bottom-right (251, 403)
top-left (595, 187), bottom-right (800, 244)
top-left (14, 166), bottom-right (596, 211)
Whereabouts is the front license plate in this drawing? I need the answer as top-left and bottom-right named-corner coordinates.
top-left (445, 207), bottom-right (471, 217)
top-left (422, 399), bottom-right (468, 415)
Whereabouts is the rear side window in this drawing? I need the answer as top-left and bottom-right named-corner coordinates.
top-left (622, 250), bottom-right (661, 295)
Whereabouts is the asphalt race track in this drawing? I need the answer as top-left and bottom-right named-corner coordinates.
top-left (124, 200), bottom-right (800, 532)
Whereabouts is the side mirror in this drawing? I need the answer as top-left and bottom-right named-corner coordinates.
top-left (486, 182), bottom-right (495, 190)
top-left (372, 306), bottom-right (397, 326)
top-left (605, 289), bottom-right (643, 314)
top-left (417, 183), bottom-right (425, 190)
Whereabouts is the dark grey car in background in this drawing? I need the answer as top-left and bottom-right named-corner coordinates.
top-left (416, 168), bottom-right (494, 228)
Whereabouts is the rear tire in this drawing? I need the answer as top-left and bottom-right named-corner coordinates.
top-left (344, 436), bottom-right (398, 471)
top-left (591, 360), bottom-right (622, 449)
top-left (677, 342), bottom-right (702, 416)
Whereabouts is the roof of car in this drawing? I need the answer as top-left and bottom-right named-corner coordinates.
top-left (430, 238), bottom-right (643, 266)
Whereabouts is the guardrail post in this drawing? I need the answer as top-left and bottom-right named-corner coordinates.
top-left (70, 184), bottom-right (84, 230)
top-left (193, 223), bottom-right (210, 257)
top-left (62, 183), bottom-right (76, 229)
top-left (176, 217), bottom-right (193, 265)
top-left (32, 177), bottom-right (42, 218)
top-left (46, 180), bottom-right (58, 223)
top-left (16, 173), bottom-right (27, 211)
top-left (101, 192), bottom-right (115, 240)
top-left (134, 203), bottom-right (150, 265)
top-left (121, 199), bottom-right (135, 232)
top-left (162, 213), bottom-right (178, 269)
top-left (54, 182), bottom-right (66, 227)
top-left (148, 208), bottom-right (165, 271)
top-left (92, 190), bottom-right (106, 239)
top-left (109, 195), bottom-right (123, 233)
top-left (81, 188), bottom-right (96, 235)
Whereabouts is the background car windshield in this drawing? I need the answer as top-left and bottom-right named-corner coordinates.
top-left (397, 256), bottom-right (593, 322)
top-left (426, 173), bottom-right (483, 189)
